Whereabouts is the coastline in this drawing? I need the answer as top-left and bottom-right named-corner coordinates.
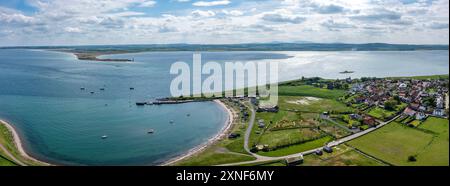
top-left (0, 119), bottom-right (52, 166)
top-left (161, 99), bottom-right (235, 166)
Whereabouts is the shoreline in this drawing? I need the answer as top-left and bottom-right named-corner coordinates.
top-left (161, 99), bottom-right (235, 166)
top-left (0, 119), bottom-right (52, 166)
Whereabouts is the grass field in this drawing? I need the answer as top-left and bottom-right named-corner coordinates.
top-left (302, 145), bottom-right (386, 166)
top-left (256, 136), bottom-right (333, 157)
top-left (278, 85), bottom-right (346, 99)
top-left (347, 120), bottom-right (449, 166)
top-left (279, 96), bottom-right (353, 113)
top-left (367, 107), bottom-right (396, 120)
top-left (0, 154), bottom-right (16, 166)
top-left (174, 145), bottom-right (256, 166)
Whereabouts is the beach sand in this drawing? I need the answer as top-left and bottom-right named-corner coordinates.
top-left (0, 119), bottom-right (51, 166)
top-left (161, 99), bottom-right (236, 166)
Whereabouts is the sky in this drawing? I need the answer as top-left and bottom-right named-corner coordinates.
top-left (0, 0), bottom-right (448, 46)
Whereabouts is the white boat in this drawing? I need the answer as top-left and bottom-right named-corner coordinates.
top-left (101, 135), bottom-right (108, 139)
top-left (148, 129), bottom-right (155, 134)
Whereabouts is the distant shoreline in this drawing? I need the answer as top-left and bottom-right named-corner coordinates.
top-left (161, 99), bottom-right (235, 166)
top-left (51, 49), bottom-right (135, 62)
top-left (0, 119), bottom-right (52, 166)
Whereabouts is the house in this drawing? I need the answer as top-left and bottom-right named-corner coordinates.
top-left (410, 103), bottom-right (420, 111)
top-left (433, 109), bottom-right (445, 117)
top-left (228, 133), bottom-right (241, 139)
top-left (258, 119), bottom-right (266, 128)
top-left (323, 146), bottom-right (333, 153)
top-left (257, 105), bottom-right (279, 113)
top-left (416, 112), bottom-right (427, 121)
top-left (363, 116), bottom-right (376, 126)
top-left (350, 114), bottom-right (362, 120)
top-left (403, 107), bottom-right (417, 117)
top-left (285, 155), bottom-right (304, 166)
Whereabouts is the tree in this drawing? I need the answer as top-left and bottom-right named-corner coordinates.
top-left (408, 155), bottom-right (417, 162)
top-left (384, 100), bottom-right (398, 111)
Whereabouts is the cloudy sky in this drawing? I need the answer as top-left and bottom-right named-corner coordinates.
top-left (0, 0), bottom-right (448, 46)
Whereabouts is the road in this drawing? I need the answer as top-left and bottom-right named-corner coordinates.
top-left (242, 104), bottom-right (272, 161)
top-left (219, 113), bottom-right (401, 166)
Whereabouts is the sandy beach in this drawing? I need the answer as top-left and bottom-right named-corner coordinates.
top-left (0, 119), bottom-right (51, 166)
top-left (161, 99), bottom-right (236, 166)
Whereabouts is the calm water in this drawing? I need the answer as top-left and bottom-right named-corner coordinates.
top-left (0, 49), bottom-right (448, 165)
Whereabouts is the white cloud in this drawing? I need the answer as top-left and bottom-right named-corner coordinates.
top-left (191, 10), bottom-right (216, 17)
top-left (64, 27), bottom-right (83, 33)
top-left (0, 0), bottom-right (448, 45)
top-left (193, 0), bottom-right (231, 7)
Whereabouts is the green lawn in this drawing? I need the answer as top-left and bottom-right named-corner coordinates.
top-left (279, 85), bottom-right (346, 99)
top-left (367, 107), bottom-right (396, 120)
top-left (257, 136), bottom-right (333, 157)
top-left (279, 96), bottom-right (353, 113)
top-left (258, 128), bottom-right (322, 148)
top-left (347, 121), bottom-right (449, 166)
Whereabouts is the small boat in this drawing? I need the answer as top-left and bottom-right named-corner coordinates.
top-left (130, 87), bottom-right (135, 90)
top-left (187, 114), bottom-right (191, 117)
top-left (169, 120), bottom-right (174, 124)
top-left (80, 87), bottom-right (85, 90)
top-left (101, 135), bottom-right (108, 139)
top-left (136, 102), bottom-right (146, 106)
top-left (100, 88), bottom-right (105, 91)
top-left (147, 129), bottom-right (155, 134)
top-left (90, 91), bottom-right (95, 94)
top-left (339, 70), bottom-right (355, 74)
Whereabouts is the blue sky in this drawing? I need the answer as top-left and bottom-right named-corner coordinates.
top-left (0, 0), bottom-right (448, 46)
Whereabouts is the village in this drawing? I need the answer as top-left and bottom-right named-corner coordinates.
top-left (342, 77), bottom-right (449, 128)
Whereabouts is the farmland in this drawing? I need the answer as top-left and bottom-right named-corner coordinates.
top-left (347, 119), bottom-right (449, 166)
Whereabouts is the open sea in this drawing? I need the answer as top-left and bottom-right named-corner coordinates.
top-left (0, 49), bottom-right (448, 165)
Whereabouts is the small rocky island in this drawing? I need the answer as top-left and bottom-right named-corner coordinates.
top-left (74, 52), bottom-right (134, 62)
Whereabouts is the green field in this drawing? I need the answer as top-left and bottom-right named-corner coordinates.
top-left (279, 96), bottom-right (353, 113)
top-left (0, 154), bottom-right (16, 166)
top-left (256, 136), bottom-right (333, 157)
top-left (302, 145), bottom-right (386, 166)
top-left (347, 119), bottom-right (449, 166)
top-left (279, 85), bottom-right (346, 99)
top-left (367, 107), bottom-right (396, 120)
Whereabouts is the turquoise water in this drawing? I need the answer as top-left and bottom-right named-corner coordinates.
top-left (0, 49), bottom-right (448, 165)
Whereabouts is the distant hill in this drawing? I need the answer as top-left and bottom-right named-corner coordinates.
top-left (1, 43), bottom-right (448, 53)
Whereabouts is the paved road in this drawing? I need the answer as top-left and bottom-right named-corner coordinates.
top-left (219, 114), bottom-right (401, 166)
top-left (242, 104), bottom-right (271, 161)
top-left (0, 143), bottom-right (26, 166)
